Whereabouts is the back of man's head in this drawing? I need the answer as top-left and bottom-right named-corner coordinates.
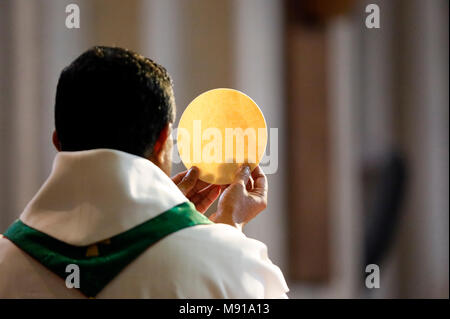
top-left (55, 46), bottom-right (175, 158)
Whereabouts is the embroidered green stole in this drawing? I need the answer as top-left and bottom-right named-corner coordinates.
top-left (3, 201), bottom-right (212, 298)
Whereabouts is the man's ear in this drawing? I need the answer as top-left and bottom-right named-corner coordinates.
top-left (52, 130), bottom-right (61, 152)
top-left (151, 124), bottom-right (171, 161)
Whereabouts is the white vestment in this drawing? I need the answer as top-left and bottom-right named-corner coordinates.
top-left (0, 149), bottom-right (289, 298)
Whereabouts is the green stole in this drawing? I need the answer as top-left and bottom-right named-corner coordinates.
top-left (3, 201), bottom-right (212, 298)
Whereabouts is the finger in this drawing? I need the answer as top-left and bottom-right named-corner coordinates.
top-left (196, 185), bottom-right (221, 213)
top-left (191, 184), bottom-right (221, 213)
top-left (171, 170), bottom-right (188, 184)
top-left (251, 165), bottom-right (267, 188)
top-left (246, 175), bottom-right (254, 191)
top-left (186, 179), bottom-right (211, 198)
top-left (250, 165), bottom-right (267, 196)
top-left (190, 184), bottom-right (216, 204)
top-left (177, 166), bottom-right (199, 195)
top-left (233, 165), bottom-right (251, 187)
top-left (208, 211), bottom-right (219, 222)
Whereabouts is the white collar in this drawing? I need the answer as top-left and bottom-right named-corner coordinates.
top-left (20, 149), bottom-right (187, 246)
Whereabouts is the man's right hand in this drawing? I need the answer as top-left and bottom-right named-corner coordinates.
top-left (210, 165), bottom-right (268, 231)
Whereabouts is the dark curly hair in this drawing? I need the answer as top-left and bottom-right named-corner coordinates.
top-left (54, 46), bottom-right (175, 157)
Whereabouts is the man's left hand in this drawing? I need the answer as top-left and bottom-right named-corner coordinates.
top-left (171, 167), bottom-right (221, 214)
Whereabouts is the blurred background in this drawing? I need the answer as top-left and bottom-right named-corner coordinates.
top-left (0, 0), bottom-right (448, 298)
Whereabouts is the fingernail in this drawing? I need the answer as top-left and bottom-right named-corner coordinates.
top-left (190, 166), bottom-right (199, 173)
top-left (189, 166), bottom-right (200, 176)
top-left (183, 168), bottom-right (194, 180)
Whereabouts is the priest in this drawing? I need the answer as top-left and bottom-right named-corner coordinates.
top-left (0, 46), bottom-right (289, 298)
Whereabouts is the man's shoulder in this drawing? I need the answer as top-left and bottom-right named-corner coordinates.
top-left (109, 223), bottom-right (272, 298)
top-left (150, 222), bottom-right (274, 284)
top-left (166, 222), bottom-right (268, 257)
top-left (142, 222), bottom-right (271, 279)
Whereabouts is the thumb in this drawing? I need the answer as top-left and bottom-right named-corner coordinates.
top-left (233, 165), bottom-right (251, 187)
top-left (177, 167), bottom-right (199, 195)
